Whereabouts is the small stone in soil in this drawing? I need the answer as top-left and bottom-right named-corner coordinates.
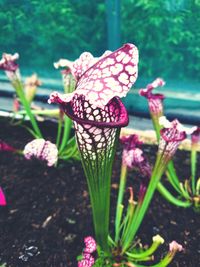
top-left (66, 218), bottom-right (76, 224)
top-left (19, 245), bottom-right (40, 262)
top-left (64, 234), bottom-right (77, 243)
top-left (153, 226), bottom-right (160, 234)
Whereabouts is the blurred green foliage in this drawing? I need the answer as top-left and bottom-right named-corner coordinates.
top-left (0, 0), bottom-right (200, 80)
top-left (0, 0), bottom-right (107, 75)
top-left (121, 0), bottom-right (200, 80)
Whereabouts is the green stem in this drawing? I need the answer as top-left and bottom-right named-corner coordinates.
top-left (125, 251), bottom-right (177, 267)
top-left (122, 155), bottom-right (164, 253)
top-left (166, 161), bottom-right (182, 194)
top-left (150, 252), bottom-right (178, 267)
top-left (121, 197), bottom-right (140, 244)
top-left (80, 129), bottom-right (120, 253)
top-left (179, 183), bottom-right (191, 199)
top-left (56, 115), bottom-right (63, 147)
top-left (151, 114), bottom-right (160, 140)
top-left (115, 164), bottom-right (128, 243)
top-left (18, 109), bottom-right (60, 118)
top-left (196, 178), bottom-right (200, 195)
top-left (13, 79), bottom-right (42, 138)
top-left (126, 241), bottom-right (162, 260)
top-left (58, 116), bottom-right (72, 154)
top-left (157, 182), bottom-right (192, 208)
top-left (58, 74), bottom-right (75, 154)
top-left (59, 142), bottom-right (78, 160)
top-left (191, 148), bottom-right (197, 194)
top-left (151, 114), bottom-right (182, 194)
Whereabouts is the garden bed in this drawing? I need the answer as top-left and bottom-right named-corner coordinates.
top-left (0, 118), bottom-right (199, 267)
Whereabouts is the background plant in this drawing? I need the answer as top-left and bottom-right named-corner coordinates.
top-left (140, 78), bottom-right (200, 210)
top-left (0, 0), bottom-right (200, 80)
top-left (0, 53), bottom-right (79, 163)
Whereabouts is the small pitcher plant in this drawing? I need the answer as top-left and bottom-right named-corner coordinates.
top-left (0, 53), bottom-right (42, 138)
top-left (107, 121), bottom-right (185, 266)
top-left (49, 44), bottom-right (183, 266)
top-left (0, 52), bottom-right (79, 162)
top-left (140, 79), bottom-right (200, 210)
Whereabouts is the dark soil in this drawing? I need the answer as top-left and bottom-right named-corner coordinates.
top-left (0, 118), bottom-right (199, 267)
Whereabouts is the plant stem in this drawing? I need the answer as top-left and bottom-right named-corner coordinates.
top-left (79, 128), bottom-right (120, 253)
top-left (115, 163), bottom-right (128, 243)
top-left (13, 79), bottom-right (42, 138)
top-left (191, 148), bottom-right (197, 194)
top-left (18, 109), bottom-right (60, 118)
top-left (166, 161), bottom-right (182, 194)
top-left (157, 182), bottom-right (192, 208)
top-left (58, 116), bottom-right (72, 154)
top-left (56, 115), bottom-right (63, 147)
top-left (126, 241), bottom-right (162, 259)
top-left (122, 155), bottom-right (164, 253)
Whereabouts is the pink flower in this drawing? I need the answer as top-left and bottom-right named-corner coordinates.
top-left (121, 134), bottom-right (152, 202)
top-left (139, 78), bottom-right (165, 116)
top-left (122, 148), bottom-right (144, 168)
top-left (54, 59), bottom-right (76, 93)
top-left (0, 187), bottom-right (6, 206)
top-left (191, 126), bottom-right (200, 145)
top-left (78, 254), bottom-right (95, 267)
top-left (0, 140), bottom-right (16, 152)
top-left (77, 237), bottom-right (96, 267)
top-left (169, 241), bottom-right (183, 253)
top-left (158, 117), bottom-right (186, 162)
top-left (0, 53), bottom-right (19, 72)
top-left (121, 135), bottom-right (144, 168)
top-left (120, 134), bottom-right (143, 151)
top-left (84, 236), bottom-right (97, 254)
top-left (146, 78), bottom-right (165, 90)
top-left (23, 139), bottom-right (58, 167)
top-left (121, 135), bottom-right (151, 177)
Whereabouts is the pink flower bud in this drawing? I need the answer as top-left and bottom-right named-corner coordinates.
top-left (169, 241), bottom-right (183, 253)
top-left (139, 78), bottom-right (165, 115)
top-left (0, 187), bottom-right (6, 206)
top-left (191, 127), bottom-right (200, 145)
top-left (78, 254), bottom-right (95, 267)
top-left (159, 118), bottom-right (186, 162)
top-left (121, 134), bottom-right (152, 178)
top-left (84, 236), bottom-right (97, 254)
top-left (0, 140), bottom-right (16, 152)
top-left (24, 139), bottom-right (58, 167)
top-left (122, 148), bottom-right (144, 168)
top-left (146, 78), bottom-right (165, 90)
top-left (120, 134), bottom-right (143, 151)
top-left (0, 53), bottom-right (19, 72)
